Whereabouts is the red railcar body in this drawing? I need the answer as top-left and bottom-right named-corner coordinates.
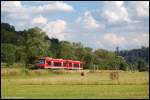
top-left (36, 57), bottom-right (83, 70)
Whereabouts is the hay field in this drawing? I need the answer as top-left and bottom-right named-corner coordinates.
top-left (1, 68), bottom-right (149, 99)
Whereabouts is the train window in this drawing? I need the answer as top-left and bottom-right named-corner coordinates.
top-left (47, 61), bottom-right (51, 65)
top-left (69, 63), bottom-right (72, 67)
top-left (74, 64), bottom-right (79, 67)
top-left (54, 62), bottom-right (61, 66)
top-left (38, 59), bottom-right (45, 64)
top-left (63, 62), bottom-right (67, 66)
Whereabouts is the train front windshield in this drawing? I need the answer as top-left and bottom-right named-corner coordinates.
top-left (37, 59), bottom-right (45, 64)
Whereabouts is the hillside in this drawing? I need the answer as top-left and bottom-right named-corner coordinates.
top-left (119, 47), bottom-right (149, 64)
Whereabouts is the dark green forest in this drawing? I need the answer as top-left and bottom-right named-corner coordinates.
top-left (1, 22), bottom-right (149, 71)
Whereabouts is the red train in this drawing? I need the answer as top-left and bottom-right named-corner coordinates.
top-left (36, 57), bottom-right (83, 70)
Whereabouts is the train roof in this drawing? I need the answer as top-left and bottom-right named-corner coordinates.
top-left (38, 57), bottom-right (83, 63)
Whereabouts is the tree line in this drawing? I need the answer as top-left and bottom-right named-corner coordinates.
top-left (118, 47), bottom-right (149, 71)
top-left (1, 22), bottom-right (149, 71)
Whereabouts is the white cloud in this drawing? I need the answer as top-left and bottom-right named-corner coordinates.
top-left (8, 13), bottom-right (30, 20)
top-left (132, 33), bottom-right (149, 46)
top-left (31, 1), bottom-right (74, 13)
top-left (1, 1), bottom-right (74, 13)
top-left (1, 1), bottom-right (30, 21)
top-left (103, 1), bottom-right (130, 22)
top-left (127, 1), bottom-right (149, 17)
top-left (1, 1), bottom-right (74, 22)
top-left (105, 1), bottom-right (124, 7)
top-left (32, 15), bottom-right (48, 25)
top-left (89, 32), bottom-right (149, 50)
top-left (104, 33), bottom-right (126, 45)
top-left (88, 33), bottom-right (127, 50)
top-left (1, 1), bottom-right (22, 12)
top-left (54, 1), bottom-right (74, 12)
top-left (102, 32), bottom-right (149, 50)
top-left (76, 11), bottom-right (100, 29)
top-left (44, 19), bottom-right (67, 40)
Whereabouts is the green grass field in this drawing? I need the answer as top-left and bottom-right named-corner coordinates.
top-left (1, 68), bottom-right (149, 99)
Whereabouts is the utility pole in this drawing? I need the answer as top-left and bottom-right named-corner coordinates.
top-left (115, 46), bottom-right (120, 70)
top-left (116, 46), bottom-right (119, 56)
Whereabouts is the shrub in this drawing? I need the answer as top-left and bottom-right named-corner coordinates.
top-left (119, 63), bottom-right (127, 71)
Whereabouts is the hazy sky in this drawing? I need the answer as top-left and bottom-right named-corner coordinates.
top-left (1, 1), bottom-right (149, 51)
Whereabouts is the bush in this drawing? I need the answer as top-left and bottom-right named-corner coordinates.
top-left (137, 59), bottom-right (147, 72)
top-left (119, 63), bottom-right (127, 71)
top-left (28, 64), bottom-right (38, 69)
top-left (1, 43), bottom-right (17, 65)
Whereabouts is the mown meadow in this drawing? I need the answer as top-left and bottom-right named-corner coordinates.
top-left (1, 68), bottom-right (149, 99)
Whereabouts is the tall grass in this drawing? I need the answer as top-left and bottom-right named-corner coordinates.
top-left (1, 68), bottom-right (84, 76)
top-left (1, 68), bottom-right (50, 76)
top-left (1, 63), bottom-right (25, 68)
top-left (1, 68), bottom-right (149, 85)
top-left (1, 68), bottom-right (22, 76)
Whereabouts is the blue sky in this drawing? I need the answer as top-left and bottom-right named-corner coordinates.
top-left (1, 1), bottom-right (149, 51)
